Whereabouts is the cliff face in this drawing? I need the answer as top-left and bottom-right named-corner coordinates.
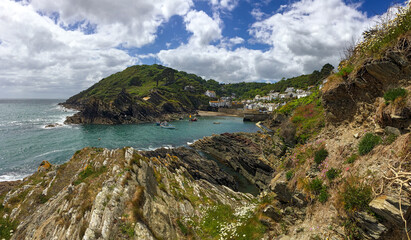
top-left (322, 35), bottom-right (411, 131)
top-left (63, 89), bottom-right (193, 124)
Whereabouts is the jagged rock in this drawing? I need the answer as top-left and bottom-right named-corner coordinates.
top-left (192, 132), bottom-right (279, 190)
top-left (263, 205), bottom-right (282, 222)
top-left (270, 181), bottom-right (292, 204)
top-left (369, 195), bottom-right (410, 227)
top-left (353, 211), bottom-right (387, 239)
top-left (291, 192), bottom-right (307, 208)
top-left (37, 160), bottom-right (52, 172)
top-left (140, 147), bottom-right (238, 190)
top-left (323, 36), bottom-right (411, 125)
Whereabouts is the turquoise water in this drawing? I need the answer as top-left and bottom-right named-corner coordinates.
top-left (0, 99), bottom-right (259, 181)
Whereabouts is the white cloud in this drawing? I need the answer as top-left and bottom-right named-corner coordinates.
top-left (30, 0), bottom-right (193, 48)
top-left (159, 0), bottom-right (375, 83)
top-left (185, 10), bottom-right (222, 46)
top-left (0, 0), bottom-right (192, 98)
top-left (210, 0), bottom-right (239, 11)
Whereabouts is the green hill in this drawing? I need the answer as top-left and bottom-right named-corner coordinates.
top-left (62, 63), bottom-right (333, 124)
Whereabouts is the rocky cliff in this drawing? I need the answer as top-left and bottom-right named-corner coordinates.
top-left (0, 147), bottom-right (266, 240)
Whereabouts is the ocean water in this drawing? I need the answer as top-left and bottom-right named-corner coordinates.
top-left (0, 99), bottom-right (259, 181)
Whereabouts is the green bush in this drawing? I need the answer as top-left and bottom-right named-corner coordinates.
top-left (318, 187), bottom-right (329, 203)
top-left (286, 170), bottom-right (294, 181)
top-left (383, 88), bottom-right (407, 102)
top-left (346, 154), bottom-right (358, 164)
top-left (341, 181), bottom-right (373, 212)
top-left (336, 65), bottom-right (354, 78)
top-left (308, 178), bottom-right (329, 203)
top-left (314, 148), bottom-right (328, 164)
top-left (308, 178), bottom-right (324, 195)
top-left (358, 133), bottom-right (381, 155)
top-left (326, 168), bottom-right (340, 181)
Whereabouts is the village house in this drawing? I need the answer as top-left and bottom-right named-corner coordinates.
top-left (285, 87), bottom-right (295, 93)
top-left (205, 90), bottom-right (217, 98)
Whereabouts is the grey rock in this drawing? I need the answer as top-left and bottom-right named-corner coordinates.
top-left (270, 181), bottom-right (292, 203)
top-left (354, 211), bottom-right (387, 239)
top-left (263, 205), bottom-right (282, 221)
top-left (384, 126), bottom-right (401, 136)
top-left (369, 195), bottom-right (410, 226)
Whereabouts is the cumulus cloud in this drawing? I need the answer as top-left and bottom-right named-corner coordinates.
top-left (159, 0), bottom-right (375, 83)
top-left (185, 10), bottom-right (222, 46)
top-left (210, 0), bottom-right (239, 11)
top-left (30, 0), bottom-right (193, 48)
top-left (0, 0), bottom-right (192, 98)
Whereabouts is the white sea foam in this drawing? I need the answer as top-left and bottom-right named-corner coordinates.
top-left (187, 139), bottom-right (199, 145)
top-left (33, 149), bottom-right (71, 159)
top-left (0, 173), bottom-right (30, 182)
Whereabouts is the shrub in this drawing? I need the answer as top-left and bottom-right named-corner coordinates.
top-left (341, 180), bottom-right (373, 212)
top-left (326, 168), bottom-right (340, 181)
top-left (308, 178), bottom-right (324, 195)
top-left (307, 178), bottom-right (329, 203)
top-left (358, 133), bottom-right (381, 155)
top-left (318, 187), bottom-right (329, 203)
top-left (346, 154), bottom-right (358, 164)
top-left (383, 88), bottom-right (407, 102)
top-left (336, 65), bottom-right (354, 78)
top-left (286, 170), bottom-right (294, 181)
top-left (314, 148), bottom-right (328, 165)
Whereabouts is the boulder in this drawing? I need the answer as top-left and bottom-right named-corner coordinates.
top-left (384, 126), bottom-right (401, 136)
top-left (369, 195), bottom-right (410, 227)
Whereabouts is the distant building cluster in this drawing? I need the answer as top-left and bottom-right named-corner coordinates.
top-left (205, 87), bottom-right (313, 112)
top-left (243, 87), bottom-right (313, 111)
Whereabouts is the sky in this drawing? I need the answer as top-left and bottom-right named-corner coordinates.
top-left (0, 0), bottom-right (406, 98)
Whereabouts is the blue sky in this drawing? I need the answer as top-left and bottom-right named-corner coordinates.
top-left (0, 0), bottom-right (406, 98)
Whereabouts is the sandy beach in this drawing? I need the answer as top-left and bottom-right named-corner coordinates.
top-left (196, 111), bottom-right (242, 117)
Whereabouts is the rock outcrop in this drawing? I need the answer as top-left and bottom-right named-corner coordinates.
top-left (0, 146), bottom-right (261, 240)
top-left (192, 132), bottom-right (285, 190)
top-left (63, 89), bottom-right (195, 124)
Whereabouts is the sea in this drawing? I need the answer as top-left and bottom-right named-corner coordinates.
top-left (0, 99), bottom-right (259, 182)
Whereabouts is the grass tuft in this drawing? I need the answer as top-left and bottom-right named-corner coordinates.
top-left (358, 133), bottom-right (381, 155)
top-left (314, 148), bottom-right (328, 165)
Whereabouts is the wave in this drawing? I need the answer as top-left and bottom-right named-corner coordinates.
top-left (32, 149), bottom-right (72, 159)
top-left (137, 144), bottom-right (175, 151)
top-left (0, 173), bottom-right (30, 182)
top-left (187, 139), bottom-right (199, 145)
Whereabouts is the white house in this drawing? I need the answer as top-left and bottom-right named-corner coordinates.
top-left (205, 90), bottom-right (217, 98)
top-left (285, 87), bottom-right (295, 93)
top-left (268, 92), bottom-right (279, 100)
top-left (209, 100), bottom-right (232, 108)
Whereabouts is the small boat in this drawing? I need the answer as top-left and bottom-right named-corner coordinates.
top-left (189, 117), bottom-right (198, 122)
top-left (213, 122), bottom-right (221, 124)
top-left (161, 124), bottom-right (175, 129)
